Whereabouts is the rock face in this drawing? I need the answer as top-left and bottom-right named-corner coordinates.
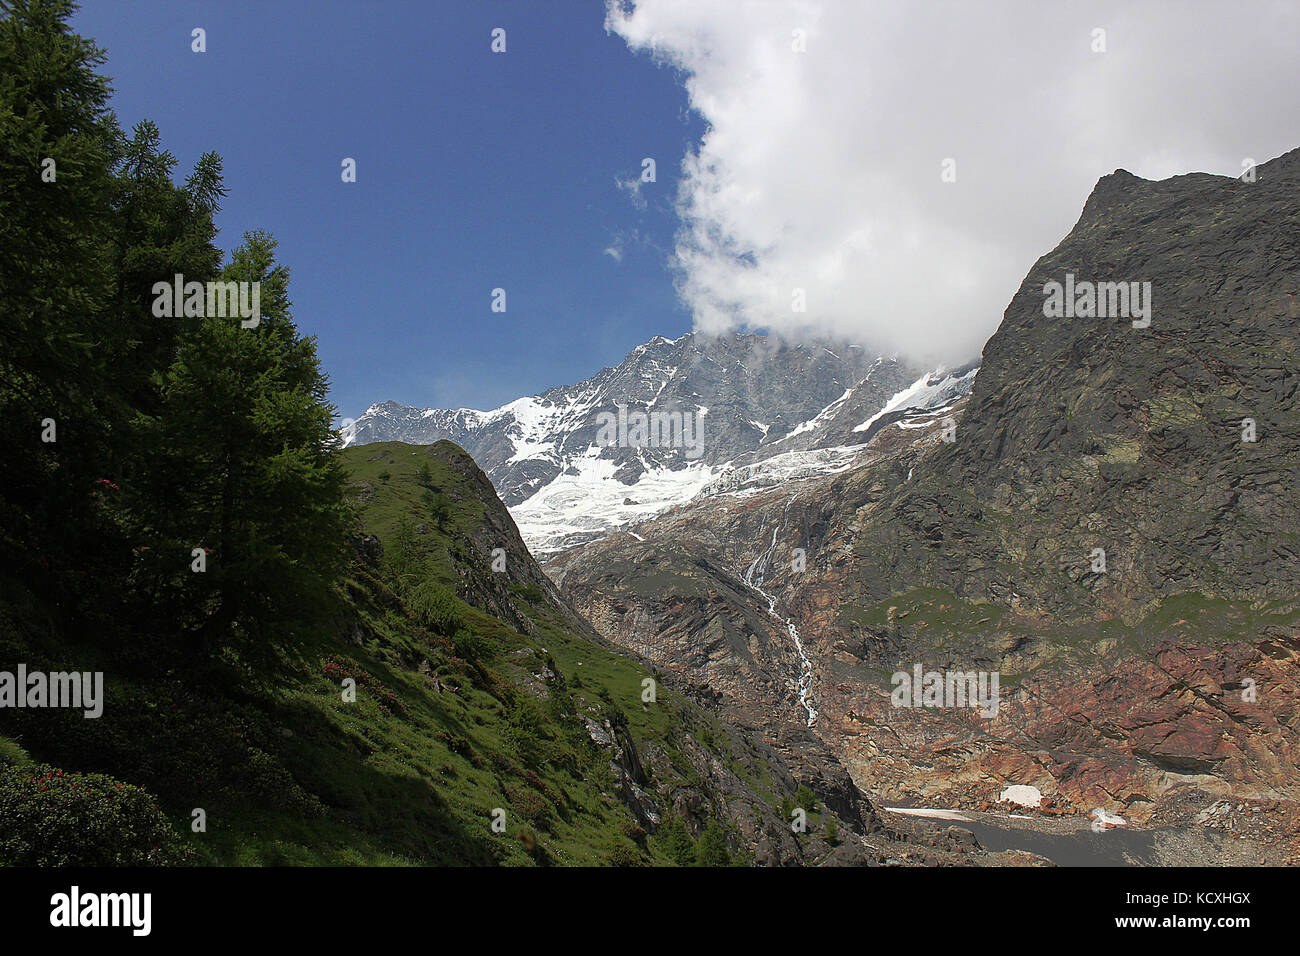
top-left (850, 148), bottom-right (1300, 618)
top-left (348, 334), bottom-right (903, 494)
top-left (551, 147), bottom-right (1300, 861)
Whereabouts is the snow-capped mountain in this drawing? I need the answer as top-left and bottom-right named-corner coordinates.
top-left (696, 366), bottom-right (978, 499)
top-left (346, 332), bottom-right (976, 554)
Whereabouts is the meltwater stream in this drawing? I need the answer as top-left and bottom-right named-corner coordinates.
top-left (742, 495), bottom-right (818, 727)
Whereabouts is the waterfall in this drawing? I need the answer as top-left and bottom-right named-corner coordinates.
top-left (741, 495), bottom-right (818, 727)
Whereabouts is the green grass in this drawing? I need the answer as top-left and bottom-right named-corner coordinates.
top-left (2, 440), bottom-right (797, 866)
top-left (834, 584), bottom-right (1299, 692)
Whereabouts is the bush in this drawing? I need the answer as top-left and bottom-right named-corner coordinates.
top-left (321, 655), bottom-right (410, 720)
top-left (795, 784), bottom-right (818, 813)
top-left (504, 695), bottom-right (547, 762)
top-left (407, 580), bottom-right (465, 635)
top-left (0, 764), bottom-right (192, 866)
top-left (604, 835), bottom-right (646, 867)
top-left (508, 581), bottom-right (545, 604)
top-left (426, 491), bottom-right (451, 527)
top-left (655, 813), bottom-right (696, 866)
top-left (0, 737), bottom-right (32, 770)
top-left (513, 789), bottom-right (550, 828)
top-left (451, 626), bottom-right (489, 663)
top-left (694, 819), bottom-right (731, 867)
top-left (226, 748), bottom-right (324, 818)
top-left (779, 795), bottom-right (795, 822)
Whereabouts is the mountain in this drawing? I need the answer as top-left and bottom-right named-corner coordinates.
top-left (5, 432), bottom-right (1046, 866)
top-left (548, 148), bottom-right (1300, 865)
top-left (347, 332), bottom-right (977, 554)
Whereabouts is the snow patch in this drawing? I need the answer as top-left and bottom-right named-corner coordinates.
top-left (510, 455), bottom-right (719, 556)
top-left (883, 808), bottom-right (973, 822)
top-left (852, 366), bottom-right (976, 434)
top-left (1090, 808), bottom-right (1128, 828)
top-left (999, 785), bottom-right (1043, 808)
top-left (777, 387), bottom-right (854, 441)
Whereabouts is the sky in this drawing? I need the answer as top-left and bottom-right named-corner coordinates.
top-left (72, 1), bottom-right (1300, 421)
top-left (71, 0), bottom-right (703, 419)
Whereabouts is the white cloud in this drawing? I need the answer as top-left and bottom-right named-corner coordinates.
top-left (607, 0), bottom-right (1300, 365)
top-left (616, 173), bottom-right (648, 211)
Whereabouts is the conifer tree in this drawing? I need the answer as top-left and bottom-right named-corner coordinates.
top-left (109, 123), bottom-right (223, 411)
top-left (694, 819), bottom-right (731, 867)
top-left (129, 232), bottom-right (351, 655)
top-left (0, 0), bottom-right (119, 583)
top-left (656, 813), bottom-right (696, 866)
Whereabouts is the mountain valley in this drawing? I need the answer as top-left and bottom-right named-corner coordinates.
top-left (348, 147), bottom-right (1300, 866)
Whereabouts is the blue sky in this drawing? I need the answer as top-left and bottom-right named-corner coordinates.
top-left (70, 2), bottom-right (1300, 419)
top-left (72, 0), bottom-right (702, 419)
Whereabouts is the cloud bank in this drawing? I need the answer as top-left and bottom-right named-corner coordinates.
top-left (607, 0), bottom-right (1300, 364)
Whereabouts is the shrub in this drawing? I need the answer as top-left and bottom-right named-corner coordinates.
top-left (694, 819), bottom-right (731, 867)
top-left (451, 626), bottom-right (488, 663)
top-left (779, 795), bottom-right (795, 822)
top-left (0, 764), bottom-right (192, 866)
top-left (407, 580), bottom-right (464, 636)
top-left (227, 748), bottom-right (324, 818)
top-left (514, 790), bottom-right (550, 828)
top-left (426, 492), bottom-right (451, 527)
top-left (655, 813), bottom-right (696, 866)
top-left (508, 581), bottom-right (545, 604)
top-left (696, 723), bottom-right (716, 750)
top-left (795, 784), bottom-right (818, 813)
top-left (504, 695), bottom-right (546, 762)
top-left (604, 836), bottom-right (646, 867)
top-left (321, 655), bottom-right (410, 719)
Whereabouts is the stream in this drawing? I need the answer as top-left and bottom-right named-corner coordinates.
top-left (742, 495), bottom-right (818, 727)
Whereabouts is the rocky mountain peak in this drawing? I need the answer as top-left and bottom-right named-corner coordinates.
top-left (347, 330), bottom-right (976, 554)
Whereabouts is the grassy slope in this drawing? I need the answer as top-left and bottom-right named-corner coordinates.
top-left (2, 440), bottom-right (806, 866)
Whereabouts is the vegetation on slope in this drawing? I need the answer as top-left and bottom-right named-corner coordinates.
top-left (0, 2), bottom-right (824, 866)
